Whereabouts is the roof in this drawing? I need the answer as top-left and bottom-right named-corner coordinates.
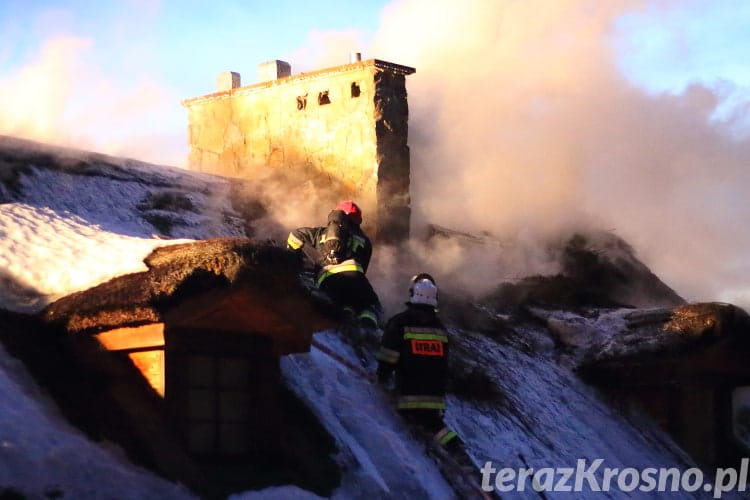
top-left (42, 238), bottom-right (335, 339)
top-left (578, 302), bottom-right (750, 382)
top-left (465, 230), bottom-right (685, 312)
top-left (181, 59), bottom-right (416, 107)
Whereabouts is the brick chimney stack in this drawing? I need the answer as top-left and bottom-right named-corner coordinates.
top-left (257, 60), bottom-right (291, 82)
top-left (217, 71), bottom-right (241, 91)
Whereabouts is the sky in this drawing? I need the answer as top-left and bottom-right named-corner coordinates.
top-left (4, 0), bottom-right (746, 165)
top-left (1, 0), bottom-right (750, 308)
top-left (0, 0), bottom-right (390, 163)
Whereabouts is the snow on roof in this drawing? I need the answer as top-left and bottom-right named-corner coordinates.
top-left (0, 341), bottom-right (195, 499)
top-left (42, 238), bottom-right (305, 334)
top-left (581, 302), bottom-right (750, 366)
top-left (0, 136), bottom-right (246, 313)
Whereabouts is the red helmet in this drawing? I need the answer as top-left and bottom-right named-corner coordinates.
top-left (335, 200), bottom-right (362, 225)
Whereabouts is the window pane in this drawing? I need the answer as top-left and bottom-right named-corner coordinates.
top-left (189, 356), bottom-right (214, 387)
top-left (219, 358), bottom-right (250, 388)
top-left (219, 423), bottom-right (250, 455)
top-left (189, 422), bottom-right (215, 454)
top-left (220, 390), bottom-right (250, 422)
top-left (189, 389), bottom-right (215, 420)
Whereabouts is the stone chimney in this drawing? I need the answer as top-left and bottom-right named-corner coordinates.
top-left (257, 60), bottom-right (291, 82)
top-left (217, 71), bottom-right (241, 92)
top-left (183, 58), bottom-right (416, 243)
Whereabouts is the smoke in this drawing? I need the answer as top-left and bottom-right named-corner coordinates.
top-left (362, 0), bottom-right (750, 309)
top-left (3, 2), bottom-right (749, 312)
top-left (0, 36), bottom-right (186, 167)
top-left (285, 28), bottom-right (369, 72)
top-left (0, 37), bottom-right (90, 141)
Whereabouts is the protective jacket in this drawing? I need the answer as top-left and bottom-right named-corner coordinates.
top-left (287, 214), bottom-right (371, 278)
top-left (287, 212), bottom-right (379, 325)
top-left (377, 303), bottom-right (449, 411)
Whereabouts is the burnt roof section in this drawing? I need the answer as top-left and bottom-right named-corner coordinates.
top-left (42, 238), bottom-right (320, 335)
top-left (580, 302), bottom-right (750, 367)
top-left (181, 59), bottom-right (416, 107)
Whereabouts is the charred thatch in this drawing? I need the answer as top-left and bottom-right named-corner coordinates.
top-left (586, 303), bottom-right (750, 363)
top-left (482, 232), bottom-right (685, 313)
top-left (577, 302), bottom-right (750, 385)
top-left (42, 238), bottom-right (304, 335)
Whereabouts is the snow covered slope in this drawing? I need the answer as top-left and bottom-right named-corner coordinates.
top-left (0, 341), bottom-right (196, 499)
top-left (278, 325), bottom-right (727, 499)
top-left (281, 332), bottom-right (456, 499)
top-left (0, 135), bottom-right (246, 312)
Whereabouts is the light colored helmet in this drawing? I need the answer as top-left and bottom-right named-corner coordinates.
top-left (409, 275), bottom-right (438, 307)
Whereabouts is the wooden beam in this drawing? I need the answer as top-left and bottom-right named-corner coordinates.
top-left (97, 323), bottom-right (165, 351)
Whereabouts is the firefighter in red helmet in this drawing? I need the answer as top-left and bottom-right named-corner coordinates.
top-left (287, 200), bottom-right (381, 330)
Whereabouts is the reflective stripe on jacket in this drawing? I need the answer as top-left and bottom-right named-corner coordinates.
top-left (397, 395), bottom-right (446, 410)
top-left (316, 258), bottom-right (364, 286)
top-left (287, 232), bottom-right (304, 250)
top-left (403, 327), bottom-right (448, 343)
top-left (377, 304), bottom-right (449, 402)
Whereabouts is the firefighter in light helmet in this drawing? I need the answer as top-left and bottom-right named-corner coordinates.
top-left (408, 272), bottom-right (439, 307)
top-left (286, 200), bottom-right (381, 329)
top-left (377, 274), bottom-right (460, 450)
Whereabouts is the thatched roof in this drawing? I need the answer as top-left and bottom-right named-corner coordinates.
top-left (42, 238), bottom-right (322, 335)
top-left (578, 302), bottom-right (750, 379)
top-left (464, 230), bottom-right (685, 312)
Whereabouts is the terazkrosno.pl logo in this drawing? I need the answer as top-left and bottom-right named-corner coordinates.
top-left (480, 458), bottom-right (749, 498)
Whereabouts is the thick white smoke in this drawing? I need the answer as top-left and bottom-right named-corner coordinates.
top-left (2, 1), bottom-right (748, 311)
top-left (0, 36), bottom-right (186, 166)
top-left (364, 0), bottom-right (750, 309)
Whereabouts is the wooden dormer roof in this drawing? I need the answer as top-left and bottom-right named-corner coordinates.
top-left (43, 238), bottom-right (336, 354)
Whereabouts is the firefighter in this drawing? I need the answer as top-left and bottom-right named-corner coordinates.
top-left (376, 274), bottom-right (460, 451)
top-left (286, 200), bottom-right (381, 329)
